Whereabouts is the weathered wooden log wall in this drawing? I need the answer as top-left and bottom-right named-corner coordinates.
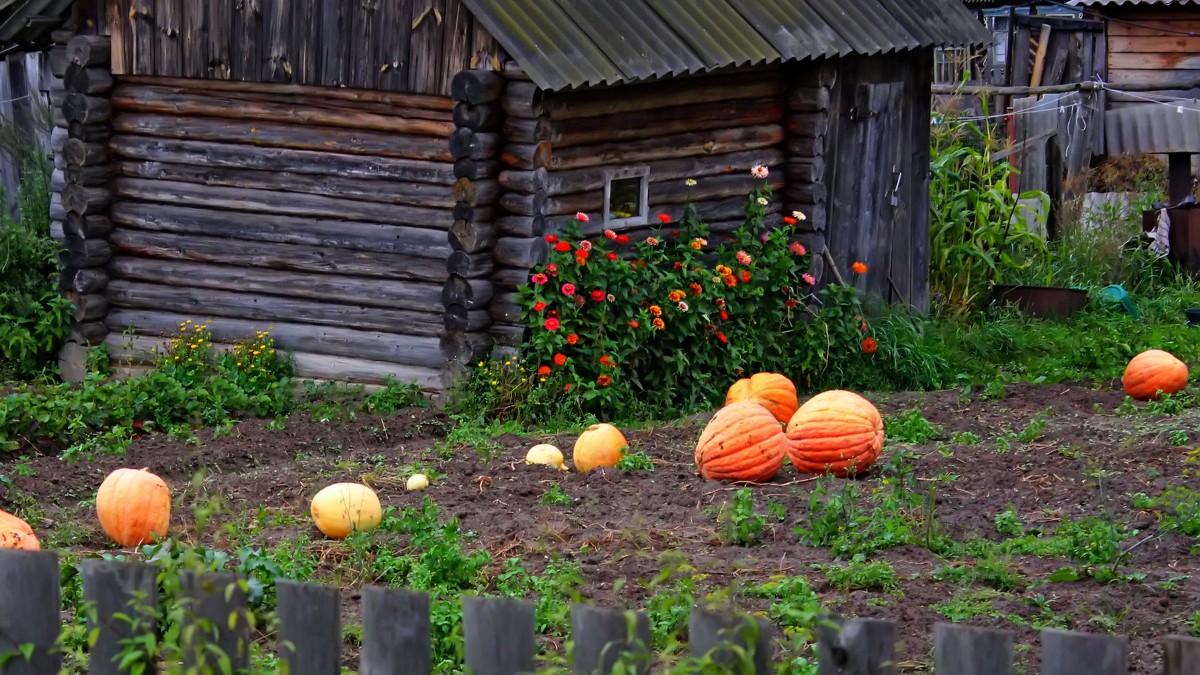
top-left (48, 29), bottom-right (116, 378)
top-left (101, 76), bottom-right (467, 390)
top-left (443, 68), bottom-right (503, 370)
top-left (100, 0), bottom-right (502, 97)
top-left (783, 61), bottom-right (836, 285)
top-left (491, 66), bottom-right (788, 346)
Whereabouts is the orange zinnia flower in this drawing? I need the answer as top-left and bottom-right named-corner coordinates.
top-left (668, 290), bottom-right (685, 302)
top-left (652, 318), bottom-right (665, 330)
top-left (566, 333), bottom-right (580, 345)
top-left (538, 365), bottom-right (551, 376)
top-left (629, 319), bottom-right (639, 329)
top-left (862, 337), bottom-right (878, 354)
top-left (740, 270), bottom-right (751, 283)
top-left (649, 305), bottom-right (662, 317)
top-left (852, 261), bottom-right (868, 274)
top-left (597, 374), bottom-right (612, 387)
top-left (553, 353), bottom-right (567, 366)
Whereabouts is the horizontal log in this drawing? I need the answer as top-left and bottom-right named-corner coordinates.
top-left (500, 142), bottom-right (552, 171)
top-left (540, 171), bottom-right (784, 217)
top-left (546, 72), bottom-right (784, 120)
top-left (527, 148), bottom-right (784, 198)
top-left (500, 189), bottom-right (548, 217)
top-left (103, 310), bottom-right (451, 369)
top-left (67, 122), bottom-right (111, 142)
top-left (112, 113), bottom-right (454, 162)
top-left (787, 137), bottom-right (823, 157)
top-left (67, 35), bottom-right (111, 67)
top-left (501, 60), bottom-right (530, 81)
top-left (498, 167), bottom-right (548, 194)
top-left (62, 183), bottom-right (111, 215)
top-left (108, 136), bottom-right (457, 185)
top-left (49, 85), bottom-right (66, 108)
top-left (118, 75), bottom-right (455, 111)
top-left (65, 213), bottom-right (113, 238)
top-left (786, 158), bottom-right (825, 184)
top-left (450, 129), bottom-right (500, 161)
top-left (125, 86), bottom-right (454, 121)
top-left (523, 98), bottom-right (785, 149)
top-left (502, 81), bottom-right (543, 119)
top-left (446, 250), bottom-right (495, 279)
top-left (50, 46), bottom-right (69, 78)
top-left (63, 267), bottom-right (109, 294)
top-left (495, 215), bottom-right (545, 238)
top-left (52, 29), bottom-right (74, 45)
top-left (110, 202), bottom-right (452, 258)
top-left (490, 321), bottom-right (527, 347)
top-left (784, 183), bottom-right (827, 205)
top-left (786, 113), bottom-right (829, 139)
top-left (493, 236), bottom-right (547, 268)
top-left (63, 93), bottom-right (111, 125)
top-left (440, 331), bottom-right (492, 366)
top-left (451, 178), bottom-right (499, 207)
top-left (787, 86), bottom-right (832, 113)
top-left (68, 321), bottom-right (108, 346)
top-left (500, 116), bottom-right (552, 144)
top-left (110, 84), bottom-right (456, 137)
top-left (785, 202), bottom-right (824, 232)
top-left (449, 220), bottom-right (498, 253)
top-left (451, 69), bottom-right (506, 105)
top-left (109, 257), bottom-right (446, 312)
top-left (65, 165), bottom-right (110, 187)
top-left (454, 158), bottom-right (500, 180)
top-left (489, 295), bottom-right (522, 324)
top-left (63, 138), bottom-right (108, 167)
top-left (491, 267), bottom-right (532, 290)
top-left (453, 102), bottom-right (503, 132)
top-left (108, 229), bottom-right (452, 282)
top-left (64, 64), bottom-right (114, 94)
top-left (105, 280), bottom-right (449, 337)
top-left (441, 275), bottom-right (495, 310)
top-left (111, 177), bottom-right (451, 229)
top-left (65, 237), bottom-right (112, 268)
top-left (67, 291), bottom-right (108, 322)
top-left (549, 124), bottom-right (784, 170)
top-left (113, 160), bottom-right (457, 209)
top-left (442, 305), bottom-right (492, 333)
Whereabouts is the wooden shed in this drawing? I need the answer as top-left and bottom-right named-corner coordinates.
top-left (31, 0), bottom-right (986, 392)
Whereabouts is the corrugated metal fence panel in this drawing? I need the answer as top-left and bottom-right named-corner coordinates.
top-left (1106, 101), bottom-right (1200, 155)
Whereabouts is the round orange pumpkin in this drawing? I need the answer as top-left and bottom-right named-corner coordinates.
top-left (695, 401), bottom-right (787, 482)
top-left (96, 467), bottom-right (172, 547)
top-left (725, 372), bottom-right (799, 425)
top-left (786, 390), bottom-right (884, 477)
top-left (0, 508), bottom-right (39, 551)
top-left (573, 423), bottom-right (628, 472)
top-left (1123, 349), bottom-right (1188, 401)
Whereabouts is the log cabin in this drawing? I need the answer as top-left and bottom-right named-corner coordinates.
top-left (9, 0), bottom-right (987, 392)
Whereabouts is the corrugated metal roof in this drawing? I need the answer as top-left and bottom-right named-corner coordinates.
top-left (1105, 101), bottom-right (1200, 155)
top-left (0, 0), bottom-right (74, 55)
top-left (463, 0), bottom-right (992, 91)
top-left (1071, 0), bottom-right (1198, 5)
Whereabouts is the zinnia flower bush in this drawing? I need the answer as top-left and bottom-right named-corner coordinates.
top-left (515, 177), bottom-right (878, 418)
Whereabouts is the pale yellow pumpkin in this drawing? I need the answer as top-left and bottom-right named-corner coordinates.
top-left (310, 483), bottom-right (382, 539)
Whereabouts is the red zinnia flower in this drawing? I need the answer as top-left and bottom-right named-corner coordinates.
top-left (719, 310), bottom-right (729, 321)
top-left (615, 234), bottom-right (630, 244)
top-left (600, 355), bottom-right (612, 366)
top-left (740, 270), bottom-right (751, 283)
top-left (544, 317), bottom-right (561, 331)
top-left (564, 383), bottom-right (573, 393)
top-left (717, 332), bottom-right (728, 344)
top-left (566, 333), bottom-right (579, 345)
top-left (546, 263), bottom-right (559, 275)
top-left (607, 252), bottom-right (618, 261)
top-left (862, 337), bottom-right (878, 354)
top-left (674, 262), bottom-right (683, 270)
top-left (554, 241), bottom-right (571, 252)
top-left (591, 290), bottom-right (606, 302)
top-left (784, 298), bottom-right (798, 309)
top-left (629, 320), bottom-right (639, 329)
top-left (538, 365), bottom-right (551, 376)
top-left (597, 374), bottom-right (612, 387)
top-left (689, 283), bottom-right (703, 296)
top-left (657, 213), bottom-right (670, 223)
top-left (554, 353), bottom-right (567, 366)
top-left (533, 301), bottom-right (547, 312)
top-left (852, 261), bottom-right (869, 274)
top-left (545, 235), bottom-right (558, 243)
top-left (783, 216), bottom-right (797, 225)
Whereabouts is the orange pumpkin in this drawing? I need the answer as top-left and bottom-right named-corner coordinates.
top-left (695, 401), bottom-right (787, 482)
top-left (96, 467), bottom-right (172, 547)
top-left (786, 390), bottom-right (884, 477)
top-left (725, 372), bottom-right (799, 425)
top-left (1123, 349), bottom-right (1188, 401)
top-left (573, 423), bottom-right (628, 472)
top-left (0, 508), bottom-right (39, 551)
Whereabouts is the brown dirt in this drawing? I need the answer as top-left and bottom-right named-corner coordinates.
top-left (2, 382), bottom-right (1198, 672)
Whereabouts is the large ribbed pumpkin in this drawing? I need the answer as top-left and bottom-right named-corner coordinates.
top-left (786, 390), bottom-right (884, 477)
top-left (0, 508), bottom-right (39, 551)
top-left (1123, 349), bottom-right (1188, 401)
top-left (695, 401), bottom-right (787, 482)
top-left (96, 467), bottom-right (172, 547)
top-left (725, 372), bottom-right (799, 425)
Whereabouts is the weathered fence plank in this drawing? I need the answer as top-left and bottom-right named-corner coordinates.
top-left (817, 617), bottom-right (896, 675)
top-left (462, 596), bottom-right (536, 675)
top-left (689, 607), bottom-right (774, 674)
top-left (571, 604), bottom-right (652, 674)
top-left (180, 571), bottom-right (251, 672)
top-left (361, 586), bottom-right (433, 675)
top-left (1164, 635), bottom-right (1200, 675)
top-left (1041, 628), bottom-right (1128, 674)
top-left (933, 623), bottom-right (1013, 675)
top-left (0, 550), bottom-right (62, 675)
top-left (81, 559), bottom-right (159, 675)
top-left (277, 580), bottom-right (341, 675)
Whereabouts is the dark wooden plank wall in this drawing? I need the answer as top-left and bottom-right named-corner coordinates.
top-left (823, 50), bottom-right (934, 313)
top-left (783, 60), bottom-right (834, 284)
top-left (489, 65), bottom-right (788, 346)
top-left (99, 0), bottom-right (502, 96)
top-left (99, 77), bottom-right (478, 389)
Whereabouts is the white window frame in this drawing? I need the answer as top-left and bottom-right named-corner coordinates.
top-left (603, 166), bottom-right (650, 227)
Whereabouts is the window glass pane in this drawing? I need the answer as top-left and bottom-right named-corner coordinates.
top-left (609, 176), bottom-right (642, 219)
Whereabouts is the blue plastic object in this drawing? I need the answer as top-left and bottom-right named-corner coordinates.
top-left (1098, 284), bottom-right (1139, 318)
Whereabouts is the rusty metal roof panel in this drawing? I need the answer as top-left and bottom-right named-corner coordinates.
top-left (464, 0), bottom-right (991, 91)
top-left (1105, 101), bottom-right (1200, 155)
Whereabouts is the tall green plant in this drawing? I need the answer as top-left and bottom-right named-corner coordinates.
top-left (0, 100), bottom-right (71, 381)
top-left (928, 106), bottom-right (1051, 316)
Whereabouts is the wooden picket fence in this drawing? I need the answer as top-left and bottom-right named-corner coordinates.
top-left (2, 549), bottom-right (1200, 674)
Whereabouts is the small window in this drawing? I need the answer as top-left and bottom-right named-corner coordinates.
top-left (604, 167), bottom-right (649, 226)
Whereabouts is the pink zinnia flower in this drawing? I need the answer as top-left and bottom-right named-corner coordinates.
top-left (576, 212), bottom-right (589, 222)
top-left (604, 230), bottom-right (617, 240)
top-left (790, 242), bottom-right (807, 256)
top-left (580, 240), bottom-right (592, 251)
top-left (736, 251), bottom-right (752, 265)
top-left (561, 283), bottom-right (576, 296)
top-left (678, 301), bottom-right (689, 312)
top-left (802, 273), bottom-right (816, 285)
top-left (544, 317), bottom-right (561, 331)
top-left (646, 237), bottom-right (659, 246)
top-left (531, 273), bottom-right (548, 285)
top-left (750, 164), bottom-right (768, 179)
